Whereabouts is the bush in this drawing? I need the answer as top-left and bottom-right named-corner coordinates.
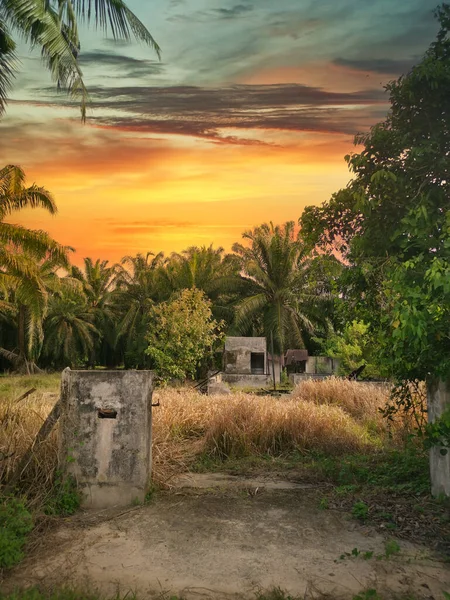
top-left (0, 497), bottom-right (33, 569)
top-left (45, 474), bottom-right (81, 516)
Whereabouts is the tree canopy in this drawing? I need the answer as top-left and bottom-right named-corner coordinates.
top-left (300, 4), bottom-right (450, 385)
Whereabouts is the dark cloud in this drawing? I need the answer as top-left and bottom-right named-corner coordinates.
top-left (79, 50), bottom-right (164, 78)
top-left (168, 3), bottom-right (253, 23)
top-left (9, 82), bottom-right (388, 146)
top-left (213, 5), bottom-right (254, 19)
top-left (78, 82), bottom-right (387, 142)
top-left (334, 57), bottom-right (418, 76)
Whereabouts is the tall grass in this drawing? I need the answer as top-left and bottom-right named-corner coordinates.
top-left (0, 375), bottom-right (415, 496)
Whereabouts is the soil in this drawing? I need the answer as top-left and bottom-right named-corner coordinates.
top-left (4, 474), bottom-right (450, 600)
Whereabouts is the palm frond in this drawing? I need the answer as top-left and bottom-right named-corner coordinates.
top-left (234, 293), bottom-right (267, 332)
top-left (0, 165), bottom-right (57, 216)
top-left (0, 223), bottom-right (69, 265)
top-left (0, 17), bottom-right (17, 117)
top-left (71, 0), bottom-right (160, 56)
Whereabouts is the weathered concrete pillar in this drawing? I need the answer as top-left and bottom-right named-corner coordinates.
top-left (59, 369), bottom-right (153, 508)
top-left (427, 378), bottom-right (450, 497)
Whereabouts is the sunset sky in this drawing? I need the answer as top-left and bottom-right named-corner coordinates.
top-left (0, 0), bottom-right (439, 265)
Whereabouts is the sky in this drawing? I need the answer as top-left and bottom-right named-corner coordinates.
top-left (0, 0), bottom-right (440, 265)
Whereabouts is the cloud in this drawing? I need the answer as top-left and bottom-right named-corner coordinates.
top-left (79, 50), bottom-right (164, 78)
top-left (83, 82), bottom-right (386, 142)
top-left (8, 81), bottom-right (387, 145)
top-left (111, 219), bottom-right (194, 235)
top-left (212, 4), bottom-right (254, 19)
top-left (333, 58), bottom-right (418, 76)
top-left (168, 3), bottom-right (253, 23)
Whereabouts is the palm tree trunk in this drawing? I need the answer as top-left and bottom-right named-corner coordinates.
top-left (18, 303), bottom-right (26, 359)
top-left (17, 303), bottom-right (31, 374)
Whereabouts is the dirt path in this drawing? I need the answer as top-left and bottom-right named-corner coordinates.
top-left (5, 475), bottom-right (450, 599)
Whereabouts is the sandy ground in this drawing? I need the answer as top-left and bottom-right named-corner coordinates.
top-left (5, 474), bottom-right (450, 599)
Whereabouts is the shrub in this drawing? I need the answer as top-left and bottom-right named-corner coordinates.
top-left (0, 497), bottom-right (33, 569)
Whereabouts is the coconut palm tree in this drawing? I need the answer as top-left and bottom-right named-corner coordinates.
top-left (0, 164), bottom-right (70, 371)
top-left (158, 245), bottom-right (242, 324)
top-left (114, 252), bottom-right (164, 368)
top-left (0, 252), bottom-right (73, 372)
top-left (0, 0), bottom-right (160, 119)
top-left (71, 257), bottom-right (119, 366)
top-left (42, 286), bottom-right (99, 368)
top-left (232, 221), bottom-right (332, 355)
top-left (0, 165), bottom-right (67, 265)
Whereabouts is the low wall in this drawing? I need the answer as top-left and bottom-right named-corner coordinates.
top-left (59, 369), bottom-right (153, 509)
top-left (222, 373), bottom-right (274, 388)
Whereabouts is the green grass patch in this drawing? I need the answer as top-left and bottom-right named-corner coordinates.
top-left (0, 373), bottom-right (60, 400)
top-left (309, 447), bottom-right (430, 494)
top-left (44, 474), bottom-right (81, 516)
top-left (192, 447), bottom-right (430, 495)
top-left (0, 588), bottom-right (427, 600)
top-left (0, 496), bottom-right (33, 569)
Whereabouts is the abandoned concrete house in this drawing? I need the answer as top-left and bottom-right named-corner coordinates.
top-left (212, 337), bottom-right (339, 389)
top-left (220, 336), bottom-right (280, 388)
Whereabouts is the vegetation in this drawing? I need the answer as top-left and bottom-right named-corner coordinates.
top-left (300, 5), bottom-right (450, 424)
top-left (232, 222), bottom-right (335, 354)
top-left (0, 198), bottom-right (343, 377)
top-left (0, 374), bottom-right (420, 494)
top-left (0, 587), bottom-right (426, 600)
top-left (0, 496), bottom-right (33, 568)
top-left (0, 0), bottom-right (159, 119)
top-left (146, 288), bottom-right (224, 382)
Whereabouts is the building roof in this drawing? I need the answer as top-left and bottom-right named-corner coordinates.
top-left (284, 349), bottom-right (308, 365)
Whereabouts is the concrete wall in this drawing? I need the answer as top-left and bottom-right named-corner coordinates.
top-left (305, 356), bottom-right (340, 375)
top-left (224, 337), bottom-right (267, 375)
top-left (428, 379), bottom-right (450, 497)
top-left (59, 369), bottom-right (153, 509)
top-left (222, 373), bottom-right (274, 388)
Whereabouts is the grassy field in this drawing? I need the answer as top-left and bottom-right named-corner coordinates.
top-left (2, 373), bottom-right (448, 561)
top-left (0, 374), bottom-right (410, 493)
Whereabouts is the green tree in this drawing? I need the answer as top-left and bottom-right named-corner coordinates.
top-left (299, 4), bottom-right (450, 493)
top-left (146, 288), bottom-right (223, 382)
top-left (0, 253), bottom-right (72, 372)
top-left (71, 257), bottom-right (118, 366)
top-left (42, 286), bottom-right (98, 368)
top-left (318, 320), bottom-right (387, 379)
top-left (114, 252), bottom-right (164, 368)
top-left (0, 0), bottom-right (159, 119)
top-left (0, 165), bottom-right (69, 371)
top-left (300, 5), bottom-right (450, 384)
top-left (232, 221), bottom-right (332, 354)
top-left (158, 245), bottom-right (242, 325)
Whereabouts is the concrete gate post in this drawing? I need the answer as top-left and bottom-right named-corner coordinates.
top-left (427, 378), bottom-right (450, 497)
top-left (59, 369), bottom-right (153, 508)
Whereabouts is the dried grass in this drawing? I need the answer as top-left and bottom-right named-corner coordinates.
top-left (290, 377), bottom-right (390, 422)
top-left (0, 375), bottom-right (414, 494)
top-left (0, 382), bottom-right (59, 509)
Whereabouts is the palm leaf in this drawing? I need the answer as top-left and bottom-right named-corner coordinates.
top-left (0, 17), bottom-right (17, 116)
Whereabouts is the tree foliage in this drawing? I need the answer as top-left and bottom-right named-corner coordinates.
top-left (317, 320), bottom-right (387, 380)
top-left (0, 0), bottom-right (159, 119)
top-left (233, 221), bottom-right (334, 354)
top-left (300, 4), bottom-right (450, 385)
top-left (145, 288), bottom-right (224, 382)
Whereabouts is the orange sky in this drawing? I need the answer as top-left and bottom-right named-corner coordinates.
top-left (3, 103), bottom-right (361, 264)
top-left (0, 0), bottom-right (438, 265)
